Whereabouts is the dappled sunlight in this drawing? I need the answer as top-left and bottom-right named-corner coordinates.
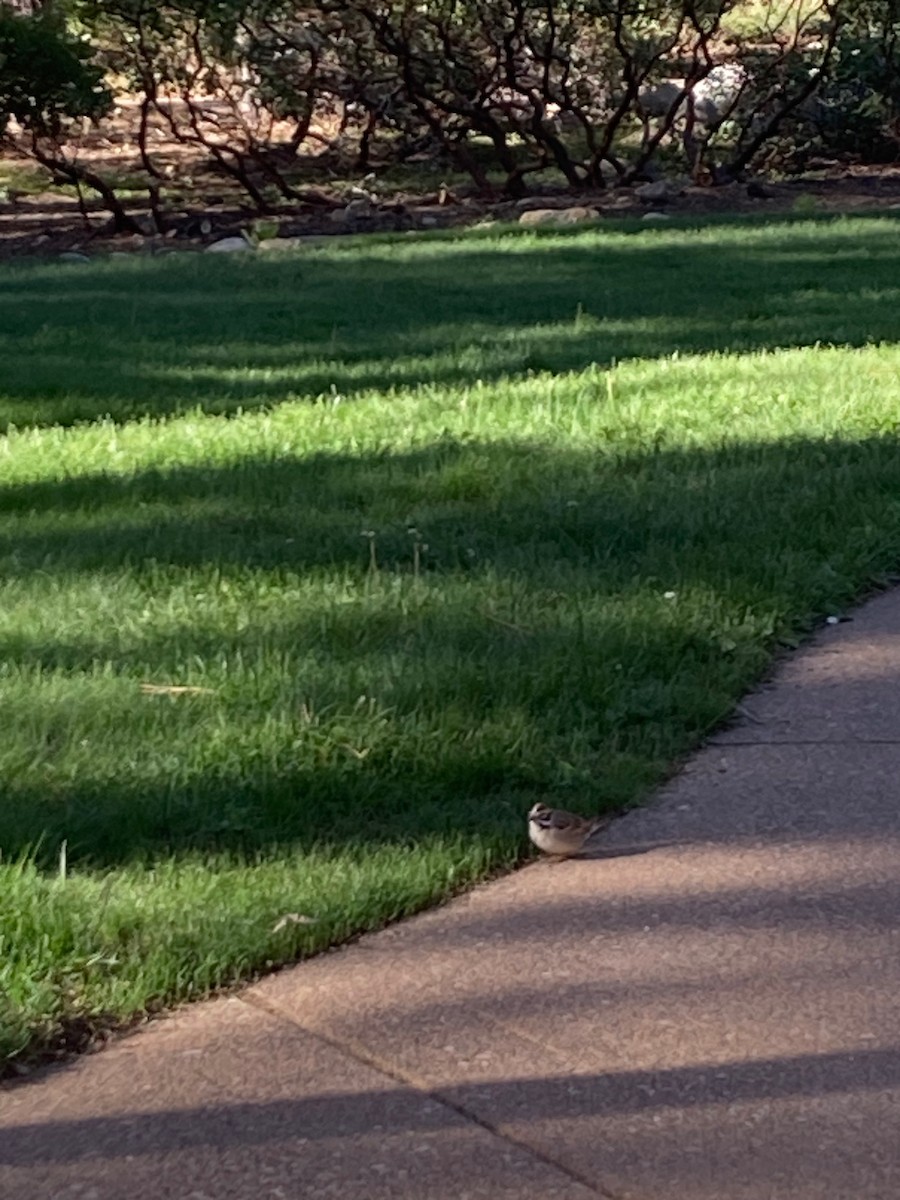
top-left (3, 1045), bottom-right (897, 1199)
top-left (5, 214), bottom-right (900, 1075)
top-left (140, 345), bottom-right (533, 391)
top-left (4, 427), bottom-right (900, 868)
top-left (262, 828), bottom-right (900, 990)
top-left (327, 212), bottom-right (900, 263)
top-left (241, 820), bottom-right (900, 1200)
top-left (0, 568), bottom-right (735, 863)
top-left (3, 215), bottom-right (900, 432)
top-left (773, 631), bottom-right (900, 684)
top-left (4, 1042), bottom-right (900, 1146)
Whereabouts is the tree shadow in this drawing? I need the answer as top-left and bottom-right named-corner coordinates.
top-left (4, 431), bottom-right (900, 866)
top-left (5, 1041), bottom-right (900, 1190)
top-left (1, 214), bottom-right (899, 431)
top-left (4, 851), bottom-right (899, 1192)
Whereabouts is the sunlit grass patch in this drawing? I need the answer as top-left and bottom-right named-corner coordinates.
top-left (3, 214), bottom-right (900, 1070)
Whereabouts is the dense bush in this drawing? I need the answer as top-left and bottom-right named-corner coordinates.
top-left (0, 3), bottom-right (109, 135)
top-left (0, 4), bottom-right (147, 230)
top-left (796, 9), bottom-right (900, 163)
top-left (2, 0), bottom-right (898, 221)
top-left (69, 0), bottom-right (847, 196)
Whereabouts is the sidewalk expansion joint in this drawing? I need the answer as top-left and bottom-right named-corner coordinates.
top-left (239, 990), bottom-right (634, 1200)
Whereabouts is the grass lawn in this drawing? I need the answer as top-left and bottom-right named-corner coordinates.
top-left (3, 213), bottom-right (900, 1070)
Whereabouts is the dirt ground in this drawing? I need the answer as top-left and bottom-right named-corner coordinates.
top-left (2, 105), bottom-right (900, 259)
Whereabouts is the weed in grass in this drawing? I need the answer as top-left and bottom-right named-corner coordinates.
top-left (3, 214), bottom-right (900, 1070)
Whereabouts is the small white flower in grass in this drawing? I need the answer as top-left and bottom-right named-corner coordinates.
top-left (663, 591), bottom-right (677, 600)
top-left (272, 913), bottom-right (318, 933)
top-left (565, 500), bottom-right (579, 509)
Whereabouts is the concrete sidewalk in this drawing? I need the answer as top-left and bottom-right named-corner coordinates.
top-left (3, 592), bottom-right (900, 1199)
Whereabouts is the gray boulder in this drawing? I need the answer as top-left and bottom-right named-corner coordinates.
top-left (518, 206), bottom-right (599, 227)
top-left (205, 236), bottom-right (255, 254)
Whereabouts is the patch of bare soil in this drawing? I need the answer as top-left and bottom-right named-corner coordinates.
top-left (2, 103), bottom-right (900, 260)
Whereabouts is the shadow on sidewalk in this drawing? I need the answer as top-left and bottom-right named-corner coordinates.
top-left (3, 1044), bottom-right (900, 1165)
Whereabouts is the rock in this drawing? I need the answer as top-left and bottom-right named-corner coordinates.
top-left (639, 64), bottom-right (748, 128)
top-left (556, 205), bottom-right (600, 225)
top-left (635, 180), bottom-right (673, 203)
top-left (205, 236), bottom-right (254, 253)
top-left (344, 197), bottom-right (375, 218)
top-left (518, 208), bottom-right (559, 226)
top-left (693, 63), bottom-right (750, 124)
top-left (561, 205), bottom-right (602, 224)
top-left (518, 206), bottom-right (599, 227)
top-left (641, 211), bottom-right (671, 222)
top-left (637, 80), bottom-right (685, 119)
top-left (176, 215), bottom-right (214, 239)
top-left (58, 251), bottom-right (91, 263)
top-left (419, 214), bottom-right (439, 227)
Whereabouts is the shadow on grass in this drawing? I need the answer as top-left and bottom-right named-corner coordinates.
top-left (3, 432), bottom-right (900, 867)
top-left (4, 433), bottom-right (898, 581)
top-left (4, 842), bottom-right (899, 1184)
top-left (1, 214), bottom-right (899, 431)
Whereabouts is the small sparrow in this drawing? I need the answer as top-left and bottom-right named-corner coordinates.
top-left (527, 803), bottom-right (609, 859)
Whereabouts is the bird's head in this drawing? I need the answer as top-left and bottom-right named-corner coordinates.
top-left (528, 803), bottom-right (553, 826)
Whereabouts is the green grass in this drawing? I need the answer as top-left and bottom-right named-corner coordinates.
top-left (0, 160), bottom-right (52, 197)
top-left (3, 213), bottom-right (900, 1070)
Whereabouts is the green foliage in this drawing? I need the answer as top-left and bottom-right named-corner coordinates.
top-left (0, 6), bottom-right (111, 138)
top-left (804, 22), bottom-right (900, 161)
top-left (2, 0), bottom-right (898, 208)
top-left (757, 1), bottom-right (900, 169)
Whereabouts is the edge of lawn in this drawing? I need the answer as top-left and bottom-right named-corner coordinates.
top-left (4, 208), bottom-right (900, 1080)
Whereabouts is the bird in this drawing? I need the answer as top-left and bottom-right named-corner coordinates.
top-left (527, 803), bottom-right (610, 859)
